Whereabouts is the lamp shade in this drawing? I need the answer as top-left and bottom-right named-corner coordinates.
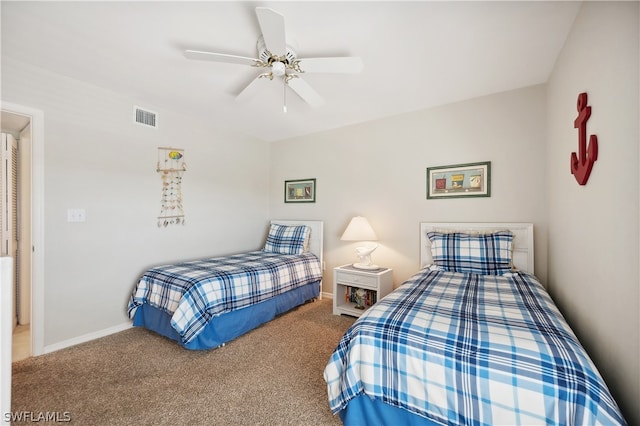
top-left (340, 216), bottom-right (378, 241)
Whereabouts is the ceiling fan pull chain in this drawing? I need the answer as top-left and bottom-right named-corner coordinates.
top-left (283, 76), bottom-right (287, 113)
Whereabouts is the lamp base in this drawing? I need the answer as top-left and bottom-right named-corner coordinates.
top-left (352, 262), bottom-right (379, 270)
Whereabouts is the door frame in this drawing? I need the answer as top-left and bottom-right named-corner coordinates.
top-left (1, 102), bottom-right (44, 356)
top-left (1, 257), bottom-right (13, 425)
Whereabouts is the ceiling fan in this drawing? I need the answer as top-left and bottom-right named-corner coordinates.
top-left (184, 7), bottom-right (363, 112)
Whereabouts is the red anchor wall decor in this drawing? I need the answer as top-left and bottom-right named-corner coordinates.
top-left (571, 92), bottom-right (598, 185)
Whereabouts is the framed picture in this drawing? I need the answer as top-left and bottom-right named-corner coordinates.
top-left (284, 178), bottom-right (316, 203)
top-left (426, 161), bottom-right (491, 199)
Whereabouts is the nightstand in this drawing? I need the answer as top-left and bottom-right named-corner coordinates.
top-left (333, 264), bottom-right (393, 317)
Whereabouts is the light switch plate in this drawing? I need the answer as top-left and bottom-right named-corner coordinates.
top-left (67, 209), bottom-right (86, 222)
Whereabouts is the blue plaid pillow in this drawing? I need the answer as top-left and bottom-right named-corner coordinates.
top-left (263, 224), bottom-right (311, 255)
top-left (427, 231), bottom-right (513, 275)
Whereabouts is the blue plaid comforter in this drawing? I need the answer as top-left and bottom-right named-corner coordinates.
top-left (324, 269), bottom-right (626, 425)
top-left (128, 251), bottom-right (322, 344)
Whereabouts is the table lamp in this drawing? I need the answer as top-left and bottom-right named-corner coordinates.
top-left (341, 216), bottom-right (379, 269)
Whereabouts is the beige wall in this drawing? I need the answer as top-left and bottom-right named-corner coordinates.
top-left (270, 3), bottom-right (640, 422)
top-left (1, 57), bottom-right (271, 346)
top-left (546, 2), bottom-right (639, 423)
top-left (1, 2), bottom-right (637, 423)
top-left (270, 84), bottom-right (548, 292)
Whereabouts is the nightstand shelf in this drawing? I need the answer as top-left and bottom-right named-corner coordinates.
top-left (333, 264), bottom-right (393, 317)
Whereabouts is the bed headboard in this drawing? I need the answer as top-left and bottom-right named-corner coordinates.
top-left (420, 222), bottom-right (534, 274)
top-left (270, 220), bottom-right (324, 265)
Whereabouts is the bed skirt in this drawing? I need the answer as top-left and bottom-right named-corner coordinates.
top-left (132, 280), bottom-right (320, 350)
top-left (339, 394), bottom-right (439, 426)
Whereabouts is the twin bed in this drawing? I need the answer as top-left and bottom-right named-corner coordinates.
top-left (324, 222), bottom-right (626, 425)
top-left (128, 220), bottom-right (323, 350)
top-left (127, 219), bottom-right (625, 424)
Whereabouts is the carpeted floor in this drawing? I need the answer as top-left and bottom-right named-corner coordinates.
top-left (11, 298), bottom-right (356, 425)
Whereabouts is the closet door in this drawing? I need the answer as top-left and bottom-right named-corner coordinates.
top-left (1, 132), bottom-right (19, 326)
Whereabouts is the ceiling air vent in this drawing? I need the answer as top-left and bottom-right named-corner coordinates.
top-left (134, 106), bottom-right (158, 129)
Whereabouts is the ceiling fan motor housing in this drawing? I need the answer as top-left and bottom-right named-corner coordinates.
top-left (257, 35), bottom-right (297, 66)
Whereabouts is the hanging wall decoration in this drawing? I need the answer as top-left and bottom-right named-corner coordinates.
top-left (157, 147), bottom-right (186, 227)
top-left (426, 161), bottom-right (491, 199)
top-left (571, 92), bottom-right (598, 185)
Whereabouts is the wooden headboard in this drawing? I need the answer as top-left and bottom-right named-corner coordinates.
top-left (420, 222), bottom-right (534, 274)
top-left (270, 220), bottom-right (324, 266)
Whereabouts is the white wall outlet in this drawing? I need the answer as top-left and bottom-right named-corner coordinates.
top-left (67, 209), bottom-right (86, 222)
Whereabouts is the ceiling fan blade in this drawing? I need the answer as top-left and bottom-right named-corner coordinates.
top-left (298, 57), bottom-right (364, 74)
top-left (184, 50), bottom-right (258, 66)
top-left (236, 75), bottom-right (272, 102)
top-left (287, 77), bottom-right (324, 107)
top-left (255, 7), bottom-right (286, 55)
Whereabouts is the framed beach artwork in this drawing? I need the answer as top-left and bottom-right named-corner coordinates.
top-left (284, 178), bottom-right (316, 203)
top-left (426, 161), bottom-right (491, 199)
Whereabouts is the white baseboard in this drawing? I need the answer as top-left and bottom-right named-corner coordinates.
top-left (43, 322), bottom-right (132, 354)
top-left (43, 292), bottom-right (333, 354)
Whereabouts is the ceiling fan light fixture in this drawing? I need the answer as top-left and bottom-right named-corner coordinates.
top-left (184, 7), bottom-right (362, 111)
top-left (272, 61), bottom-right (286, 77)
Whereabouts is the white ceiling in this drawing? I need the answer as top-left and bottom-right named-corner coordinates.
top-left (1, 1), bottom-right (581, 142)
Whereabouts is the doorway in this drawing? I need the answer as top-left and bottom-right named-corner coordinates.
top-left (1, 111), bottom-right (31, 361)
top-left (0, 102), bottom-right (43, 359)
top-left (0, 103), bottom-right (43, 420)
